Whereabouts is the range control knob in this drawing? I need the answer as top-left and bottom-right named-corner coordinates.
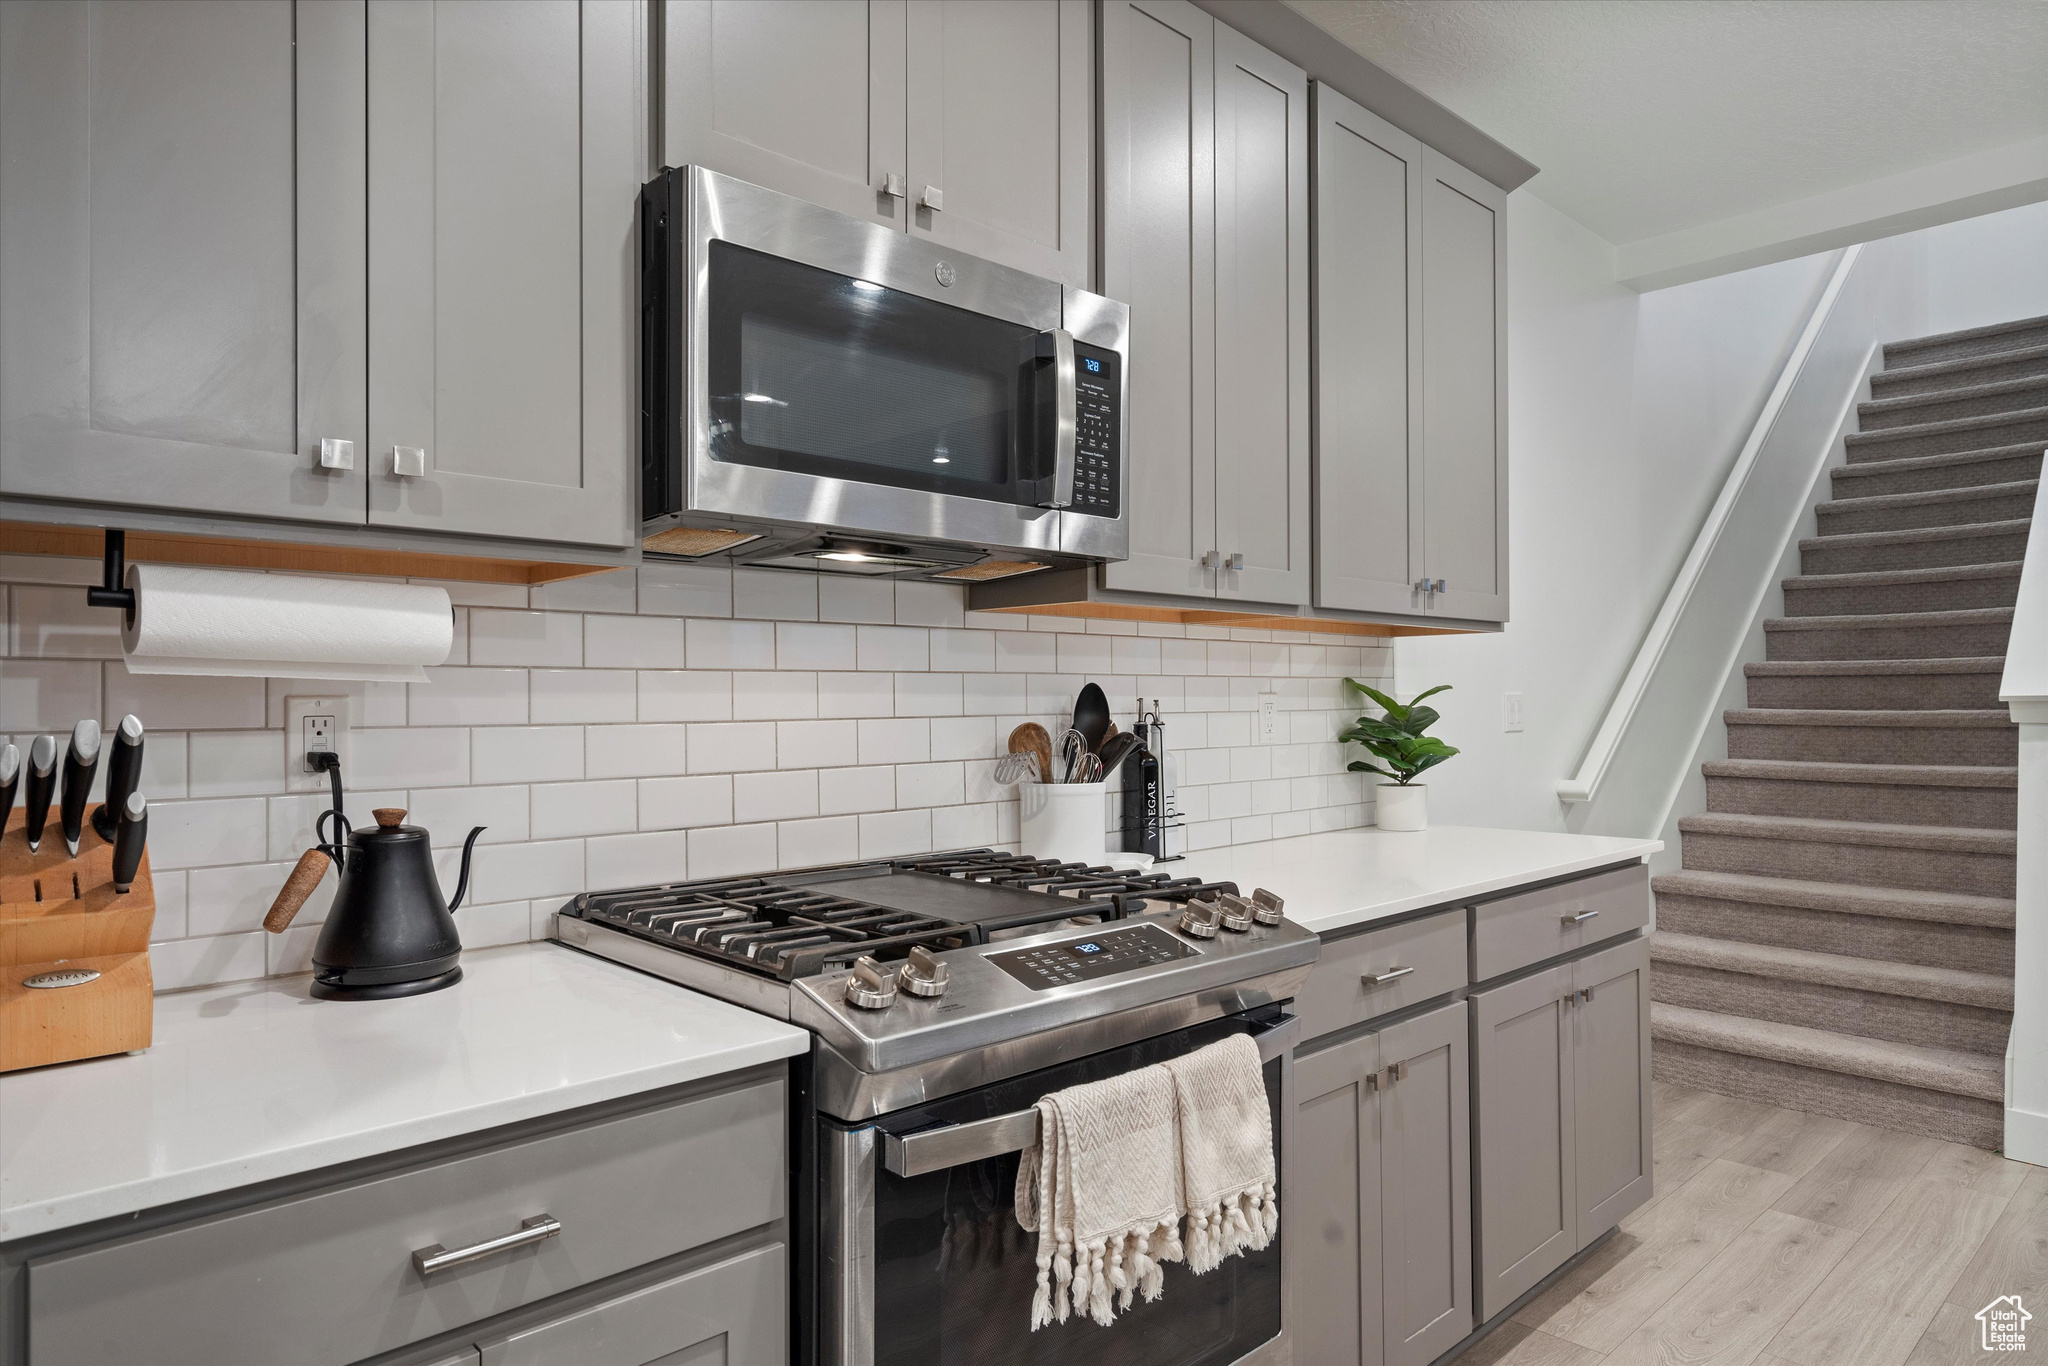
top-left (1215, 894), bottom-right (1254, 933)
top-left (1250, 888), bottom-right (1285, 925)
top-left (1179, 900), bottom-right (1221, 939)
top-left (844, 955), bottom-right (897, 1010)
top-left (897, 945), bottom-right (950, 998)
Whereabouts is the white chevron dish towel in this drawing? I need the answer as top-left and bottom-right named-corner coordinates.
top-left (1014, 1064), bottom-right (1185, 1329)
top-left (1164, 1033), bottom-right (1279, 1273)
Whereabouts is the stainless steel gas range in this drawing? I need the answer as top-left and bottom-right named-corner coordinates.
top-left (551, 850), bottom-right (1317, 1366)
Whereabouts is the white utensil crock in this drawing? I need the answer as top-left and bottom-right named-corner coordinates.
top-left (1375, 782), bottom-right (1428, 831)
top-left (1019, 783), bottom-right (1109, 864)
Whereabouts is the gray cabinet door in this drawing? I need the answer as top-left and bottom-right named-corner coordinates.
top-left (663, 0), bottom-right (907, 232)
top-left (1293, 1030), bottom-right (1383, 1366)
top-left (1419, 147), bottom-right (1508, 622)
top-left (479, 1243), bottom-right (786, 1366)
top-left (0, 0), bottom-right (367, 525)
top-left (905, 0), bottom-right (1091, 287)
top-left (1099, 0), bottom-right (1216, 599)
top-left (1571, 936), bottom-right (1654, 1243)
top-left (1470, 962), bottom-right (1576, 1323)
top-left (1311, 85), bottom-right (1425, 617)
top-left (366, 0), bottom-right (638, 550)
top-left (1211, 23), bottom-right (1310, 607)
top-left (1377, 1000), bottom-right (1471, 1366)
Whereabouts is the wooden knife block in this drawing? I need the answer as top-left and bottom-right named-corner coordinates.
top-left (0, 822), bottom-right (154, 1072)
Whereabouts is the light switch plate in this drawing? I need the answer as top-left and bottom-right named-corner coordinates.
top-left (1258, 692), bottom-right (1280, 744)
top-left (286, 695), bottom-right (349, 791)
top-left (1503, 692), bottom-right (1524, 733)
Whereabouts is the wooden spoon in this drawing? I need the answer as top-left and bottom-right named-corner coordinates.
top-left (1007, 723), bottom-right (1053, 785)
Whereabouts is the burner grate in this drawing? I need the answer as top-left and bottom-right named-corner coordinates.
top-left (890, 849), bottom-right (1242, 917)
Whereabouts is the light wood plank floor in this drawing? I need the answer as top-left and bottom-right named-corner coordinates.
top-left (1458, 1082), bottom-right (2047, 1366)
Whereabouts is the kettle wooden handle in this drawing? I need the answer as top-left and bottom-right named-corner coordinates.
top-left (265, 847), bottom-right (333, 933)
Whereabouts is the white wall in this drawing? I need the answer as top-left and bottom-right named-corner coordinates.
top-left (1921, 197), bottom-right (2048, 336)
top-left (1391, 191), bottom-right (1834, 832)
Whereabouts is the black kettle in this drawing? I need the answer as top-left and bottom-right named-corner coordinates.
top-left (310, 807), bottom-right (485, 1001)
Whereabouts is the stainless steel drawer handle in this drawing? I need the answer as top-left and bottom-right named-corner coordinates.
top-left (412, 1214), bottom-right (561, 1278)
top-left (1362, 965), bottom-right (1415, 986)
top-left (1561, 909), bottom-right (1600, 926)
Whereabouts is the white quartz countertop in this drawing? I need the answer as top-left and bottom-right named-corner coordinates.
top-left (1173, 826), bottom-right (1662, 935)
top-left (0, 942), bottom-right (808, 1242)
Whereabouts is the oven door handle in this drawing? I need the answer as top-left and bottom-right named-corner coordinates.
top-left (1035, 327), bottom-right (1077, 509)
top-left (881, 1014), bottom-right (1299, 1179)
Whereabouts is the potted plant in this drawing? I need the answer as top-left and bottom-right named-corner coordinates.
top-left (1339, 681), bottom-right (1459, 832)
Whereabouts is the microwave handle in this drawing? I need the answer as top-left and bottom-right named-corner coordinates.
top-left (1036, 328), bottom-right (1077, 509)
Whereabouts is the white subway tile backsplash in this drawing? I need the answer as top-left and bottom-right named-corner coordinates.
top-left (412, 577), bottom-right (529, 609)
top-left (3, 554), bottom-right (1388, 987)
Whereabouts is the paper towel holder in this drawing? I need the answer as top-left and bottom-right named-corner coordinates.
top-left (84, 529), bottom-right (137, 627)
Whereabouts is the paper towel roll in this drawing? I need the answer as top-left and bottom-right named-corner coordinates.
top-left (120, 564), bottom-right (454, 681)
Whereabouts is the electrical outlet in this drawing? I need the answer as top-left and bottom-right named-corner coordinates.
top-left (1257, 691), bottom-right (1280, 744)
top-left (286, 696), bottom-right (349, 791)
top-left (1503, 692), bottom-right (1524, 733)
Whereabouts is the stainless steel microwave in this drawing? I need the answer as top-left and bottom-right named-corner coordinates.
top-left (639, 167), bottom-right (1129, 580)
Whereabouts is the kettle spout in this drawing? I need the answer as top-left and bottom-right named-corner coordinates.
top-left (448, 826), bottom-right (486, 911)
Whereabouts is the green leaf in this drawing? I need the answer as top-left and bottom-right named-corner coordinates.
top-left (1401, 705), bottom-right (1441, 735)
top-left (1345, 679), bottom-right (1407, 720)
top-left (1408, 684), bottom-right (1452, 706)
top-left (1347, 760), bottom-right (1403, 781)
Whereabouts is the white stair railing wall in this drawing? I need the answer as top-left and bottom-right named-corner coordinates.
top-left (2001, 468), bottom-right (2048, 1165)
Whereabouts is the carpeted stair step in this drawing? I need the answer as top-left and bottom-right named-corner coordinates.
top-left (1870, 342), bottom-right (2048, 400)
top-left (1743, 657), bottom-right (2007, 709)
top-left (1649, 933), bottom-right (2012, 1055)
top-left (1856, 375), bottom-right (2048, 430)
top-left (1650, 1003), bottom-right (2005, 1148)
top-left (1724, 707), bottom-right (2016, 765)
top-left (1702, 758), bottom-right (2017, 828)
top-left (1651, 869), bottom-right (2014, 975)
top-left (1781, 562), bottom-right (2021, 617)
top-left (1843, 405), bottom-right (2048, 461)
top-left (1883, 313), bottom-right (2048, 368)
top-left (1762, 605), bottom-right (2015, 661)
top-left (1832, 442), bottom-right (2044, 498)
top-left (1813, 479), bottom-right (2038, 534)
top-left (1676, 811), bottom-right (2015, 896)
top-left (1798, 517), bottom-right (2030, 573)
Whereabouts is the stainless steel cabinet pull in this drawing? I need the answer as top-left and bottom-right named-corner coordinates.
top-left (882, 171), bottom-right (906, 198)
top-left (1386, 1060), bottom-right (1407, 1083)
top-left (1226, 552), bottom-right (1245, 572)
top-left (919, 184), bottom-right (944, 211)
top-left (1365, 1069), bottom-right (1382, 1092)
top-left (412, 1213), bottom-right (560, 1277)
top-left (1414, 578), bottom-right (1433, 593)
top-left (1432, 578), bottom-right (1447, 593)
top-left (318, 437), bottom-right (355, 471)
top-left (1561, 909), bottom-right (1600, 926)
top-left (1362, 965), bottom-right (1415, 987)
top-left (392, 446), bottom-right (427, 477)
top-left (1203, 550), bottom-right (1222, 570)
top-left (1581, 986), bottom-right (1595, 1003)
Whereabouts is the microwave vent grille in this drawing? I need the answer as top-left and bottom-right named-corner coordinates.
top-left (642, 527), bottom-right (764, 558)
top-left (932, 560), bottom-right (1049, 582)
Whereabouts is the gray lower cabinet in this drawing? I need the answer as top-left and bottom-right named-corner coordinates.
top-left (1101, 0), bottom-right (1309, 607)
top-left (665, 0), bottom-right (1092, 287)
top-left (1294, 998), bottom-right (1472, 1366)
top-left (479, 1243), bottom-right (786, 1366)
top-left (1470, 934), bottom-right (1651, 1322)
top-left (0, 0), bottom-right (368, 526)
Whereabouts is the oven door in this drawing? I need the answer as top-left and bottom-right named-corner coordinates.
top-left (683, 167), bottom-right (1075, 556)
top-left (817, 1008), bottom-right (1297, 1366)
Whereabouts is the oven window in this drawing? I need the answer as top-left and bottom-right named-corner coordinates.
top-left (862, 1016), bottom-right (1285, 1366)
top-left (707, 241), bottom-right (1042, 503)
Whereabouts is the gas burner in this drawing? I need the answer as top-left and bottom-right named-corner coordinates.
top-left (891, 849), bottom-right (1243, 917)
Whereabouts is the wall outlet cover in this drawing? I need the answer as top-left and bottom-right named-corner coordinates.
top-left (286, 695), bottom-right (349, 792)
top-left (1257, 692), bottom-right (1280, 744)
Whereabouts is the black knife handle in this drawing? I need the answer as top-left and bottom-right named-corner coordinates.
top-left (112, 791), bottom-right (148, 892)
top-left (93, 715), bottom-right (144, 844)
top-left (60, 719), bottom-right (101, 856)
top-left (23, 735), bottom-right (56, 852)
top-left (0, 742), bottom-right (18, 841)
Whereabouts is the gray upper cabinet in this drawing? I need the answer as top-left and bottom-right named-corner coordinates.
top-left (1211, 24), bottom-right (1310, 607)
top-left (1101, 1), bottom-right (1307, 606)
top-left (1312, 86), bottom-right (1424, 617)
top-left (663, 0), bottom-right (908, 232)
top-left (367, 0), bottom-right (640, 550)
top-left (665, 0), bottom-right (1091, 285)
top-left (1099, 0), bottom-right (1216, 599)
top-left (906, 0), bottom-right (1092, 287)
top-left (0, 0), bottom-right (367, 526)
top-left (1420, 148), bottom-right (1508, 622)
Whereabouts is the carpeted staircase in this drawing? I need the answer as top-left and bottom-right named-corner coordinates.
top-left (1649, 313), bottom-right (2043, 1151)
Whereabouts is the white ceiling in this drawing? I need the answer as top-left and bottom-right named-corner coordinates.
top-left (1286, 0), bottom-right (2048, 247)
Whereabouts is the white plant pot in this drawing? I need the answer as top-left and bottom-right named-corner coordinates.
top-left (1375, 783), bottom-right (1428, 832)
top-left (1019, 782), bottom-right (1109, 864)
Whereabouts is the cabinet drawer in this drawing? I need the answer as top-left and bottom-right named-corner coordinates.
top-left (28, 1077), bottom-right (785, 1366)
top-left (1298, 908), bottom-right (1465, 1041)
top-left (1471, 864), bottom-right (1648, 983)
top-left (479, 1242), bottom-right (785, 1366)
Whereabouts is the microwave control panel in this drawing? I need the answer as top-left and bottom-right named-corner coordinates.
top-left (987, 923), bottom-right (1196, 991)
top-left (1070, 343), bottom-right (1121, 518)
